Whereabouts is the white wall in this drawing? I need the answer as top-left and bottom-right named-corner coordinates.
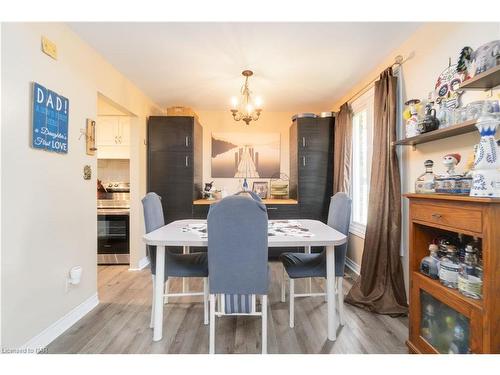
top-left (333, 22), bottom-right (500, 293)
top-left (195, 110), bottom-right (296, 194)
top-left (0, 22), bottom-right (161, 348)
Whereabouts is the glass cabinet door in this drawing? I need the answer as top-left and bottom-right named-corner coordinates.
top-left (420, 290), bottom-right (471, 354)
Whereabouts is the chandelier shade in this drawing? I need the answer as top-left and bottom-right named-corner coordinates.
top-left (230, 70), bottom-right (262, 125)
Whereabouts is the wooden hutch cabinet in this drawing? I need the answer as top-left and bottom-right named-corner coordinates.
top-left (405, 194), bottom-right (500, 354)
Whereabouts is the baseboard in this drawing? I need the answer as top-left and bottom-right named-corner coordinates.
top-left (20, 293), bottom-right (99, 351)
top-left (345, 257), bottom-right (361, 275)
top-left (129, 256), bottom-right (150, 271)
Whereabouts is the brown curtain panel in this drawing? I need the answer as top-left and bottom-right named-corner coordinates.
top-left (345, 68), bottom-right (408, 316)
top-left (333, 103), bottom-right (352, 195)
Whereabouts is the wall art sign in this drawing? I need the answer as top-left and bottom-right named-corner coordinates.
top-left (32, 82), bottom-right (69, 153)
top-left (211, 132), bottom-right (280, 178)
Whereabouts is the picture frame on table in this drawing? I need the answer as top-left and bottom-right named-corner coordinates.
top-left (252, 181), bottom-right (269, 199)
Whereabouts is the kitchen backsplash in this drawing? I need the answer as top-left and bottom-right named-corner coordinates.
top-left (97, 159), bottom-right (130, 183)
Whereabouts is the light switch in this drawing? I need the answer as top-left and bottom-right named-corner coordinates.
top-left (41, 36), bottom-right (57, 60)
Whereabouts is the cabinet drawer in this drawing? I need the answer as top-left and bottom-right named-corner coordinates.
top-left (412, 203), bottom-right (482, 233)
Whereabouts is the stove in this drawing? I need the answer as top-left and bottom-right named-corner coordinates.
top-left (97, 181), bottom-right (130, 265)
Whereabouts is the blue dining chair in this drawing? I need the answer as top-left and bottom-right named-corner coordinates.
top-left (280, 192), bottom-right (352, 328)
top-left (142, 192), bottom-right (209, 327)
top-left (207, 192), bottom-right (269, 354)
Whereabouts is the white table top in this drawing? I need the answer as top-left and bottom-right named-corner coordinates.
top-left (143, 219), bottom-right (347, 247)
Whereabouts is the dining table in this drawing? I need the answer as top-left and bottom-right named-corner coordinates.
top-left (143, 218), bottom-right (347, 343)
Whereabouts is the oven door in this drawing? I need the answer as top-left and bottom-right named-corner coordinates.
top-left (97, 213), bottom-right (130, 264)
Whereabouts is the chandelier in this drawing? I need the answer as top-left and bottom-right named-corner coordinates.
top-left (230, 70), bottom-right (262, 125)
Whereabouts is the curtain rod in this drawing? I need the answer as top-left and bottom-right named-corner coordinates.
top-left (345, 55), bottom-right (408, 105)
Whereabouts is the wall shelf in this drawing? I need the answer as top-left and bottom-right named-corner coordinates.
top-left (393, 119), bottom-right (478, 147)
top-left (459, 65), bottom-right (500, 91)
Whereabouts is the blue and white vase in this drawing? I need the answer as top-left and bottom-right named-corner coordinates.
top-left (470, 115), bottom-right (500, 197)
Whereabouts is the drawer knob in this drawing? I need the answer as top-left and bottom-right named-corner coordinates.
top-left (431, 213), bottom-right (442, 219)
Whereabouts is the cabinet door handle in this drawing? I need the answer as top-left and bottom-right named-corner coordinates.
top-left (185, 136), bottom-right (189, 147)
top-left (267, 207), bottom-right (278, 210)
top-left (302, 156), bottom-right (306, 166)
top-left (431, 213), bottom-right (442, 219)
top-left (115, 136), bottom-right (118, 144)
top-left (302, 137), bottom-right (306, 148)
top-left (185, 156), bottom-right (189, 167)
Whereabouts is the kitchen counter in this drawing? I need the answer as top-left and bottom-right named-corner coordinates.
top-left (193, 198), bottom-right (298, 205)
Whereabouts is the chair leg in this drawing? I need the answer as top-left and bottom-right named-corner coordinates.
top-left (281, 266), bottom-right (286, 303)
top-left (337, 277), bottom-right (345, 326)
top-left (203, 278), bottom-right (209, 325)
top-left (150, 275), bottom-right (155, 329)
top-left (164, 279), bottom-right (169, 304)
top-left (209, 294), bottom-right (216, 354)
top-left (261, 295), bottom-right (268, 354)
top-left (289, 278), bottom-right (295, 328)
top-left (305, 246), bottom-right (312, 293)
top-left (324, 277), bottom-right (328, 302)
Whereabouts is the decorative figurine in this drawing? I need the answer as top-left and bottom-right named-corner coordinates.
top-left (404, 99), bottom-right (421, 138)
top-left (443, 153), bottom-right (461, 176)
top-left (457, 46), bottom-right (474, 81)
top-left (418, 102), bottom-right (440, 133)
top-left (435, 153), bottom-right (463, 194)
top-left (202, 181), bottom-right (215, 200)
top-left (415, 160), bottom-right (437, 194)
top-left (470, 114), bottom-right (500, 197)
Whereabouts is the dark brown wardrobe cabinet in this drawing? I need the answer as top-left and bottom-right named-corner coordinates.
top-left (289, 116), bottom-right (334, 224)
top-left (147, 116), bottom-right (202, 224)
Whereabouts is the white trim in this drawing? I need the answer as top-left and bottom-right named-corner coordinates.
top-left (345, 257), bottom-right (361, 275)
top-left (349, 222), bottom-right (366, 239)
top-left (128, 256), bottom-right (150, 271)
top-left (20, 293), bottom-right (99, 351)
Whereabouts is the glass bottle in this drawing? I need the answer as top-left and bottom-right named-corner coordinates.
top-left (420, 244), bottom-right (441, 279)
top-left (439, 245), bottom-right (460, 289)
top-left (415, 160), bottom-right (437, 194)
top-left (458, 245), bottom-right (483, 299)
top-left (468, 236), bottom-right (482, 264)
top-left (457, 234), bottom-right (466, 262)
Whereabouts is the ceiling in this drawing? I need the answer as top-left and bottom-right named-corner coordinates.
top-left (70, 22), bottom-right (421, 112)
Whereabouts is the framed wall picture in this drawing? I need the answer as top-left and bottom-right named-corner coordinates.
top-left (32, 82), bottom-right (69, 154)
top-left (211, 132), bottom-right (280, 178)
top-left (252, 181), bottom-right (269, 199)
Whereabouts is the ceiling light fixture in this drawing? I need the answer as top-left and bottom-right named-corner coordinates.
top-left (230, 70), bottom-right (262, 125)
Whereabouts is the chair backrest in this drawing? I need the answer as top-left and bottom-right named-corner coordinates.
top-left (141, 192), bottom-right (165, 274)
top-left (327, 192), bottom-right (352, 276)
top-left (207, 194), bottom-right (268, 295)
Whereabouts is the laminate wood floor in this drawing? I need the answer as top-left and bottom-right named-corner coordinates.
top-left (47, 263), bottom-right (408, 354)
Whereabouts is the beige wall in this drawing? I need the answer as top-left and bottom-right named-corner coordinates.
top-left (333, 22), bottom-right (500, 292)
top-left (1, 22), bottom-right (161, 348)
top-left (195, 110), bottom-right (296, 194)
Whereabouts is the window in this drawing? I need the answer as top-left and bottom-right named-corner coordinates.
top-left (350, 88), bottom-right (374, 238)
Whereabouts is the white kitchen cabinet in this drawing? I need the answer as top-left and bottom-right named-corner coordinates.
top-left (96, 116), bottom-right (130, 159)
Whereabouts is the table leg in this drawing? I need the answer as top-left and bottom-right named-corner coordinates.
top-left (305, 246), bottom-right (312, 293)
top-left (153, 245), bottom-right (166, 341)
top-left (326, 244), bottom-right (337, 341)
top-left (182, 246), bottom-right (189, 293)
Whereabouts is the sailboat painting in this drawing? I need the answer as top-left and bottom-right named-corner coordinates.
top-left (211, 132), bottom-right (280, 178)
